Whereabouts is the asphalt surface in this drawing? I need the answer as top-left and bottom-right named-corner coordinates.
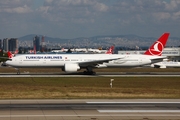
top-left (0, 71), bottom-right (180, 119)
top-left (1, 72), bottom-right (180, 77)
top-left (0, 99), bottom-right (180, 120)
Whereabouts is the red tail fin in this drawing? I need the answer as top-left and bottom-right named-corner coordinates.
top-left (7, 51), bottom-right (13, 58)
top-left (106, 46), bottom-right (114, 54)
top-left (34, 45), bottom-right (36, 54)
top-left (144, 33), bottom-right (170, 56)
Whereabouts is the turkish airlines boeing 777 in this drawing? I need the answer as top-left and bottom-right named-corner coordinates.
top-left (4, 33), bottom-right (169, 75)
top-left (5, 51), bottom-right (123, 75)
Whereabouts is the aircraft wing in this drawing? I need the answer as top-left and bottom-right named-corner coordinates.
top-left (150, 56), bottom-right (167, 64)
top-left (78, 57), bottom-right (123, 68)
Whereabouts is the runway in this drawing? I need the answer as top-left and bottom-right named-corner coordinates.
top-left (1, 75), bottom-right (180, 77)
top-left (0, 99), bottom-right (180, 120)
top-left (0, 72), bottom-right (180, 77)
top-left (0, 72), bottom-right (180, 119)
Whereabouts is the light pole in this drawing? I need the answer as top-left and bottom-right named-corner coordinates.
top-left (110, 79), bottom-right (114, 88)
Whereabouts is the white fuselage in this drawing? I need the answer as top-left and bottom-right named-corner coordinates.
top-left (153, 61), bottom-right (180, 68)
top-left (5, 54), bottom-right (122, 68)
top-left (101, 55), bottom-right (166, 67)
top-left (5, 54), bottom-right (165, 69)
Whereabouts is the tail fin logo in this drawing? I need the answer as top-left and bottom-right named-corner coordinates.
top-left (149, 41), bottom-right (163, 56)
top-left (7, 51), bottom-right (13, 58)
top-left (144, 33), bottom-right (169, 56)
top-left (109, 48), bottom-right (112, 53)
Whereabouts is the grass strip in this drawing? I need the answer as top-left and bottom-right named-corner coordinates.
top-left (0, 77), bottom-right (180, 99)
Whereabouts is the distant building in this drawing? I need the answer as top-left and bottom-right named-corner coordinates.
top-left (33, 36), bottom-right (40, 52)
top-left (2, 38), bottom-right (18, 52)
top-left (9, 38), bottom-right (18, 52)
top-left (3, 38), bottom-right (9, 52)
top-left (0, 39), bottom-right (2, 50)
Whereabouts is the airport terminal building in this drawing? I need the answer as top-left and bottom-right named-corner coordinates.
top-left (118, 47), bottom-right (180, 62)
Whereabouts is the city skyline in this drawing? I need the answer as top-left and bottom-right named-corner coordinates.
top-left (0, 0), bottom-right (180, 39)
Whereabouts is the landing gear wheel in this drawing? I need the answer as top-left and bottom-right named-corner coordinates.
top-left (91, 71), bottom-right (96, 75)
top-left (83, 71), bottom-right (96, 75)
top-left (17, 71), bottom-right (20, 75)
top-left (84, 67), bottom-right (96, 75)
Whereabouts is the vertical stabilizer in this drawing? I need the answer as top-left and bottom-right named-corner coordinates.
top-left (7, 51), bottom-right (13, 58)
top-left (144, 33), bottom-right (170, 56)
top-left (106, 46), bottom-right (114, 54)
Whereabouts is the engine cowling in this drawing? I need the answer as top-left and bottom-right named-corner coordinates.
top-left (159, 65), bottom-right (167, 68)
top-left (63, 63), bottom-right (80, 72)
top-left (151, 63), bottom-right (167, 68)
top-left (95, 64), bottom-right (107, 68)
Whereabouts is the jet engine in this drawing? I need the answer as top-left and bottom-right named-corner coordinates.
top-left (63, 63), bottom-right (80, 72)
top-left (151, 64), bottom-right (167, 68)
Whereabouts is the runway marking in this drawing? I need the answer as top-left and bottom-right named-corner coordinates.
top-left (87, 102), bottom-right (180, 104)
top-left (1, 74), bottom-right (180, 77)
top-left (0, 75), bottom-right (31, 77)
top-left (0, 114), bottom-right (180, 117)
top-left (98, 110), bottom-right (180, 113)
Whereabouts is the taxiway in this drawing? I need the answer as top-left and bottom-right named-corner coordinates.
top-left (0, 99), bottom-right (180, 120)
top-left (0, 72), bottom-right (180, 77)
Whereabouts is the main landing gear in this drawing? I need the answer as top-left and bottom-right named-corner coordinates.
top-left (83, 71), bottom-right (96, 75)
top-left (83, 67), bottom-right (96, 75)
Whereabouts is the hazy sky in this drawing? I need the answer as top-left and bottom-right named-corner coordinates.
top-left (0, 0), bottom-right (180, 39)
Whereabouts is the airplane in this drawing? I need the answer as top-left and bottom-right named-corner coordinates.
top-left (51, 48), bottom-right (105, 53)
top-left (87, 48), bottom-right (102, 53)
top-left (5, 51), bottom-right (123, 75)
top-left (4, 33), bottom-right (169, 75)
top-left (97, 32), bottom-right (170, 68)
top-left (51, 48), bottom-right (68, 53)
top-left (0, 49), bottom-right (18, 63)
top-left (105, 46), bottom-right (114, 54)
top-left (151, 59), bottom-right (180, 68)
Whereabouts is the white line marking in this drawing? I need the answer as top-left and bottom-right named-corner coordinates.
top-left (98, 110), bottom-right (180, 113)
top-left (0, 114), bottom-right (180, 117)
top-left (87, 102), bottom-right (180, 104)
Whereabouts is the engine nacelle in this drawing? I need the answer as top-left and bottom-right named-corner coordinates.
top-left (151, 63), bottom-right (167, 68)
top-left (63, 63), bottom-right (80, 72)
top-left (159, 65), bottom-right (167, 68)
top-left (150, 64), bottom-right (155, 68)
top-left (95, 64), bottom-right (107, 68)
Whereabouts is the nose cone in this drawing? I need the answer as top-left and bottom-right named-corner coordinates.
top-left (5, 61), bottom-right (11, 66)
